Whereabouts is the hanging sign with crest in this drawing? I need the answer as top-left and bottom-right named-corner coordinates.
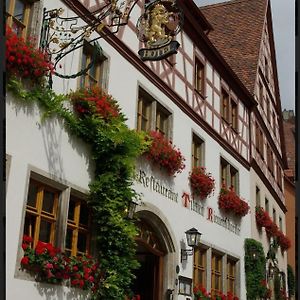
top-left (136, 0), bottom-right (183, 61)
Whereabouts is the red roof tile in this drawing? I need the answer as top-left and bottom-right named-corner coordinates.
top-left (200, 0), bottom-right (268, 94)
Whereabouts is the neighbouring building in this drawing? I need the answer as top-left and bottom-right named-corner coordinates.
top-left (6, 0), bottom-right (289, 299)
top-left (282, 110), bottom-right (296, 299)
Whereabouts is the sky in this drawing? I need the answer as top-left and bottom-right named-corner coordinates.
top-left (195, 0), bottom-right (295, 111)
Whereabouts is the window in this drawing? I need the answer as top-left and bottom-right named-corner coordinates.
top-left (6, 0), bottom-right (32, 38)
top-left (272, 208), bottom-right (276, 224)
top-left (276, 162), bottom-right (282, 190)
top-left (256, 186), bottom-right (260, 207)
top-left (265, 198), bottom-right (269, 213)
top-left (156, 103), bottom-right (170, 137)
top-left (220, 158), bottom-right (239, 192)
top-left (211, 252), bottom-right (223, 297)
top-left (265, 56), bottom-right (269, 82)
top-left (259, 81), bottom-right (263, 103)
top-left (227, 259), bottom-right (236, 295)
top-left (192, 134), bottom-right (204, 168)
top-left (65, 195), bottom-right (91, 256)
top-left (221, 88), bottom-right (230, 122)
top-left (195, 58), bottom-right (205, 95)
top-left (267, 144), bottom-right (274, 175)
top-left (80, 41), bottom-right (107, 88)
top-left (255, 123), bottom-right (264, 157)
top-left (23, 179), bottom-right (59, 247)
top-left (23, 177), bottom-right (91, 255)
top-left (137, 88), bottom-right (172, 138)
top-left (231, 100), bottom-right (238, 131)
top-left (279, 217), bottom-right (282, 231)
top-left (193, 247), bottom-right (207, 287)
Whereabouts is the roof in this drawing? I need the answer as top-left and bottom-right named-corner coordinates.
top-left (200, 0), bottom-right (268, 94)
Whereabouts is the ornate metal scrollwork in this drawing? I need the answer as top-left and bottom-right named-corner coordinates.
top-left (40, 0), bottom-right (139, 82)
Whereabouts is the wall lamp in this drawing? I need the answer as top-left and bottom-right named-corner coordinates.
top-left (125, 200), bottom-right (138, 219)
top-left (181, 228), bottom-right (202, 262)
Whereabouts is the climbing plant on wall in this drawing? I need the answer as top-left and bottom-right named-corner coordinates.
top-left (244, 238), bottom-right (267, 300)
top-left (7, 75), bottom-right (150, 299)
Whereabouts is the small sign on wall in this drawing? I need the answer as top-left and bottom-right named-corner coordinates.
top-left (178, 276), bottom-right (192, 296)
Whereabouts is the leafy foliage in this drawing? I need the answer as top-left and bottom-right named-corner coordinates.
top-left (287, 264), bottom-right (295, 297)
top-left (8, 77), bottom-right (148, 299)
top-left (244, 239), bottom-right (267, 299)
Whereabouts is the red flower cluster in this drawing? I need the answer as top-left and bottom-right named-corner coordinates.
top-left (189, 167), bottom-right (215, 200)
top-left (193, 285), bottom-right (239, 300)
top-left (277, 230), bottom-right (291, 251)
top-left (218, 187), bottom-right (249, 217)
top-left (146, 131), bottom-right (185, 176)
top-left (70, 86), bottom-right (120, 121)
top-left (21, 235), bottom-right (101, 290)
top-left (6, 27), bottom-right (53, 82)
top-left (255, 207), bottom-right (291, 251)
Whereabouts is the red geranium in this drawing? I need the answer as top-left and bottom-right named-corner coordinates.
top-left (277, 230), bottom-right (291, 251)
top-left (70, 86), bottom-right (120, 121)
top-left (6, 26), bottom-right (53, 83)
top-left (145, 131), bottom-right (185, 176)
top-left (189, 167), bottom-right (215, 200)
top-left (218, 186), bottom-right (249, 217)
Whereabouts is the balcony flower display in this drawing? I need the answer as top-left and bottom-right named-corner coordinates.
top-left (189, 167), bottom-right (215, 200)
top-left (6, 27), bottom-right (53, 83)
top-left (193, 285), bottom-right (239, 300)
top-left (70, 86), bottom-right (120, 121)
top-left (145, 131), bottom-right (185, 176)
top-left (218, 186), bottom-right (249, 217)
top-left (277, 230), bottom-right (291, 251)
top-left (21, 235), bottom-right (100, 291)
top-left (255, 206), bottom-right (272, 229)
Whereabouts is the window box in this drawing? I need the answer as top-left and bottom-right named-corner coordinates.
top-left (145, 130), bottom-right (185, 176)
top-left (189, 167), bottom-right (215, 200)
top-left (218, 187), bottom-right (249, 217)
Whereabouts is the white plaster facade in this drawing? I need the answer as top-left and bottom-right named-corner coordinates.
top-left (6, 0), bottom-right (286, 300)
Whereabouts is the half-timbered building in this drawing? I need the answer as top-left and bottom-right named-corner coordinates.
top-left (6, 0), bottom-right (288, 299)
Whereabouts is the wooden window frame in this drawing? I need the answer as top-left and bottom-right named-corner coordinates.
top-left (23, 177), bottom-right (91, 256)
top-left (211, 252), bottom-right (223, 297)
top-left (137, 87), bottom-right (172, 139)
top-left (137, 94), bottom-right (152, 132)
top-left (230, 100), bottom-right (238, 132)
top-left (220, 158), bottom-right (239, 193)
top-left (265, 198), bottom-right (269, 213)
top-left (66, 195), bottom-right (91, 256)
top-left (79, 41), bottom-right (106, 89)
top-left (256, 186), bottom-right (261, 207)
top-left (221, 88), bottom-right (230, 123)
top-left (192, 134), bottom-right (204, 168)
top-left (227, 258), bottom-right (236, 295)
top-left (195, 57), bottom-right (205, 97)
top-left (6, 0), bottom-right (32, 39)
top-left (193, 247), bottom-right (207, 287)
top-left (24, 179), bottom-right (59, 248)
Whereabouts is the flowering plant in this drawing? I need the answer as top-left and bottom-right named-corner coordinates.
top-left (21, 235), bottom-right (101, 290)
top-left (277, 230), bottom-right (291, 251)
top-left (218, 186), bottom-right (249, 217)
top-left (70, 86), bottom-right (120, 121)
top-left (6, 27), bottom-right (53, 83)
top-left (189, 167), bottom-right (215, 199)
top-left (193, 285), bottom-right (239, 300)
top-left (145, 131), bottom-right (185, 176)
top-left (255, 206), bottom-right (272, 228)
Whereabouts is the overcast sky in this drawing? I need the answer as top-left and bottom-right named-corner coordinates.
top-left (195, 0), bottom-right (295, 111)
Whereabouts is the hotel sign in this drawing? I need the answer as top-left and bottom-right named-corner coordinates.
top-left (136, 0), bottom-right (183, 61)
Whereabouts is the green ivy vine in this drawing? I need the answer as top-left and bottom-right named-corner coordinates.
top-left (287, 264), bottom-right (295, 297)
top-left (7, 77), bottom-right (150, 299)
top-left (244, 238), bottom-right (267, 299)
